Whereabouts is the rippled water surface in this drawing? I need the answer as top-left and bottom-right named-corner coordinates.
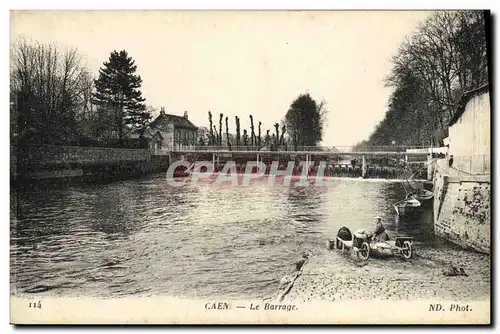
top-left (11, 175), bottom-right (435, 298)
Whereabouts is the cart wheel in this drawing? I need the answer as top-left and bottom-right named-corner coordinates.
top-left (357, 242), bottom-right (370, 261)
top-left (402, 241), bottom-right (412, 259)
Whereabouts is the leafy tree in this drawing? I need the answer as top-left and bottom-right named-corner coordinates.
top-left (271, 134), bottom-right (277, 148)
top-left (92, 50), bottom-right (149, 142)
top-left (242, 129), bottom-right (249, 146)
top-left (264, 130), bottom-right (271, 146)
top-left (284, 93), bottom-right (328, 148)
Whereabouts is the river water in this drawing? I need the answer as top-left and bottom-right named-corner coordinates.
top-left (10, 174), bottom-right (436, 299)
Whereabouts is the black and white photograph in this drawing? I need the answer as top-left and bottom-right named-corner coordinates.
top-left (9, 9), bottom-right (492, 324)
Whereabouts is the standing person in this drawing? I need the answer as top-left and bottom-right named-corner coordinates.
top-left (448, 155), bottom-right (454, 168)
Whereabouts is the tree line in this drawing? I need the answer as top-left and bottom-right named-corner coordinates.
top-left (10, 39), bottom-right (150, 148)
top-left (11, 38), bottom-right (330, 150)
top-left (357, 10), bottom-right (489, 149)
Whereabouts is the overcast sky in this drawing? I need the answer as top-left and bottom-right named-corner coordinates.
top-left (11, 10), bottom-right (433, 146)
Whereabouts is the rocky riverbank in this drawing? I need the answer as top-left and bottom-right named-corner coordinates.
top-left (269, 242), bottom-right (490, 303)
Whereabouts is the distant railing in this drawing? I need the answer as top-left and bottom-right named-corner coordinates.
top-left (172, 145), bottom-right (429, 154)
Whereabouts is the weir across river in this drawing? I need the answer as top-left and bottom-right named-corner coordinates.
top-left (12, 144), bottom-right (439, 182)
top-left (161, 145), bottom-right (438, 179)
top-left (163, 145), bottom-right (433, 155)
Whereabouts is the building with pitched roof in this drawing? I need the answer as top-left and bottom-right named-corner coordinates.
top-left (149, 107), bottom-right (198, 151)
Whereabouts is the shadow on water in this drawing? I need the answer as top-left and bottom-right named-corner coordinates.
top-left (375, 182), bottom-right (437, 246)
top-left (11, 187), bottom-right (77, 248)
top-left (393, 208), bottom-right (437, 245)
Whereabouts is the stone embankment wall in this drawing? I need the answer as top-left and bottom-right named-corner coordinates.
top-left (19, 146), bottom-right (151, 167)
top-left (433, 165), bottom-right (490, 254)
top-left (432, 86), bottom-right (491, 254)
top-left (14, 146), bottom-right (169, 181)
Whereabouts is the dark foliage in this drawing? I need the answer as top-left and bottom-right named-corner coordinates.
top-left (360, 11), bottom-right (489, 148)
top-left (92, 50), bottom-right (149, 142)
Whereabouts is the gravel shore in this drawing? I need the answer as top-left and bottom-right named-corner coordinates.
top-left (272, 242), bottom-right (490, 303)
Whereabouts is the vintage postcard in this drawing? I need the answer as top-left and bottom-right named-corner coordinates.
top-left (9, 10), bottom-right (491, 325)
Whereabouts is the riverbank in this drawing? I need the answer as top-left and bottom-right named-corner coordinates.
top-left (12, 145), bottom-right (171, 186)
top-left (270, 242), bottom-right (490, 303)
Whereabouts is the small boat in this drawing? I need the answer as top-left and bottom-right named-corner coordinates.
top-left (400, 162), bottom-right (434, 201)
top-left (405, 189), bottom-right (434, 201)
top-left (394, 197), bottom-right (421, 216)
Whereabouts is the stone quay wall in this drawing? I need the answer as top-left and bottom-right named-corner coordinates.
top-left (433, 164), bottom-right (490, 254)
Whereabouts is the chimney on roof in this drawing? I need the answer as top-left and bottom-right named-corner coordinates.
top-left (160, 107), bottom-right (165, 116)
top-left (183, 110), bottom-right (188, 119)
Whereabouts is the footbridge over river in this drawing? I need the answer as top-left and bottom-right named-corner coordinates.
top-left (160, 145), bottom-right (440, 180)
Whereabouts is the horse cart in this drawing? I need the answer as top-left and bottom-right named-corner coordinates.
top-left (335, 226), bottom-right (413, 261)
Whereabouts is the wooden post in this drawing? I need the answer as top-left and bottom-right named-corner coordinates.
top-left (305, 154), bottom-right (309, 176)
top-left (427, 152), bottom-right (433, 180)
top-left (362, 155), bottom-right (366, 178)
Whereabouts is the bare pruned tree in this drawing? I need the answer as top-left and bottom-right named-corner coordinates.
top-left (10, 38), bottom-right (93, 145)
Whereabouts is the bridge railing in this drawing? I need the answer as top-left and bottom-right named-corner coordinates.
top-left (172, 145), bottom-right (430, 153)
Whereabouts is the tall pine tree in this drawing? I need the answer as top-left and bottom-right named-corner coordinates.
top-left (92, 50), bottom-right (149, 142)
